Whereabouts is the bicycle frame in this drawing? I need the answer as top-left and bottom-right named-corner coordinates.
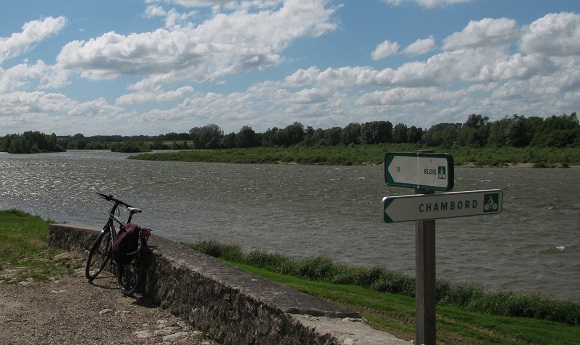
top-left (103, 200), bottom-right (136, 252)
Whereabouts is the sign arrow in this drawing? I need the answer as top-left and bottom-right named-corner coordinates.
top-left (384, 152), bottom-right (454, 191)
top-left (383, 189), bottom-right (503, 223)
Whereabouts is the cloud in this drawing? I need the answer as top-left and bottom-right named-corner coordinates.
top-left (443, 17), bottom-right (519, 50)
top-left (145, 0), bottom-right (237, 8)
top-left (0, 16), bottom-right (67, 63)
top-left (116, 86), bottom-right (195, 105)
top-left (519, 12), bottom-right (580, 56)
top-left (57, 0), bottom-right (337, 88)
top-left (0, 91), bottom-right (75, 115)
top-left (288, 47), bottom-right (549, 90)
top-left (0, 61), bottom-right (49, 93)
top-left (371, 40), bottom-right (400, 60)
top-left (145, 5), bottom-right (198, 29)
top-left (382, 0), bottom-right (473, 8)
top-left (402, 36), bottom-right (436, 55)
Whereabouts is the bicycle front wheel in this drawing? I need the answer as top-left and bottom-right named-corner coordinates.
top-left (85, 230), bottom-right (111, 280)
top-left (118, 238), bottom-right (148, 296)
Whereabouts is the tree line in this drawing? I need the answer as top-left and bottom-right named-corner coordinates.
top-left (0, 131), bottom-right (65, 153)
top-left (1, 113), bottom-right (579, 154)
top-left (182, 113), bottom-right (580, 149)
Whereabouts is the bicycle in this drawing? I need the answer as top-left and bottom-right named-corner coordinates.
top-left (85, 192), bottom-right (152, 296)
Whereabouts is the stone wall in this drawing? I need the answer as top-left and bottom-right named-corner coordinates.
top-left (49, 224), bottom-right (408, 345)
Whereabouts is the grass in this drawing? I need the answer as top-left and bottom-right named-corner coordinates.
top-left (184, 240), bottom-right (580, 344)
top-left (131, 144), bottom-right (422, 165)
top-left (129, 144), bottom-right (580, 167)
top-left (0, 209), bottom-right (83, 283)
top-left (449, 146), bottom-right (580, 167)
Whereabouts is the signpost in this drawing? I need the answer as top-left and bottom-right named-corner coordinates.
top-left (383, 189), bottom-right (503, 223)
top-left (385, 152), bottom-right (454, 191)
top-left (381, 152), bottom-right (503, 345)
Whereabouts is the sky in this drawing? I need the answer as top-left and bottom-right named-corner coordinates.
top-left (1, 0), bottom-right (579, 136)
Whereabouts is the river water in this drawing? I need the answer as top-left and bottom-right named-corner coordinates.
top-left (1, 151), bottom-right (579, 301)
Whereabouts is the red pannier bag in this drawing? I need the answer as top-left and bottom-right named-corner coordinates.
top-left (112, 223), bottom-right (141, 265)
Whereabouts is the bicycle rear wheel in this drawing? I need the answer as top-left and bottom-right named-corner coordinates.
top-left (85, 230), bottom-right (111, 280)
top-left (118, 237), bottom-right (147, 296)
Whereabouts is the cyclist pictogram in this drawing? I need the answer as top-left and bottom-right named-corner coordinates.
top-left (438, 166), bottom-right (446, 180)
top-left (483, 193), bottom-right (500, 212)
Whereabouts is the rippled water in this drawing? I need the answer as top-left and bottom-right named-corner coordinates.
top-left (1, 151), bottom-right (579, 301)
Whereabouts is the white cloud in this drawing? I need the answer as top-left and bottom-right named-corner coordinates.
top-left (0, 91), bottom-right (75, 115)
top-left (67, 97), bottom-right (123, 117)
top-left (443, 17), bottom-right (519, 50)
top-left (144, 5), bottom-right (168, 18)
top-left (402, 36), bottom-right (436, 55)
top-left (382, 0), bottom-right (473, 9)
top-left (145, 0), bottom-right (237, 8)
top-left (145, 6), bottom-right (198, 29)
top-left (288, 47), bottom-right (549, 89)
top-left (371, 40), bottom-right (400, 60)
top-left (56, 0), bottom-right (337, 89)
top-left (0, 61), bottom-right (50, 93)
top-left (116, 86), bottom-right (195, 105)
top-left (0, 16), bottom-right (67, 63)
top-left (520, 12), bottom-right (580, 57)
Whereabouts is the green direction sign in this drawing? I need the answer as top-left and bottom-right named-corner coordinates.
top-left (383, 189), bottom-right (503, 223)
top-left (384, 152), bottom-right (454, 191)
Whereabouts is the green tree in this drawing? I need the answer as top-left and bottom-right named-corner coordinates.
top-left (236, 126), bottom-right (258, 148)
top-left (406, 126), bottom-right (423, 144)
top-left (531, 113), bottom-right (580, 147)
top-left (220, 132), bottom-right (237, 149)
top-left (199, 124), bottom-right (224, 149)
top-left (360, 121), bottom-right (392, 144)
top-left (392, 123), bottom-right (408, 143)
top-left (341, 122), bottom-right (361, 145)
top-left (325, 127), bottom-right (342, 146)
top-left (283, 122), bottom-right (305, 146)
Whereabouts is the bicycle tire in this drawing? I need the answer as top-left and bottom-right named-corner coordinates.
top-left (118, 237), bottom-right (148, 296)
top-left (85, 230), bottom-right (111, 280)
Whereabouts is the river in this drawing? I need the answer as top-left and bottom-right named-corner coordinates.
top-left (1, 150), bottom-right (578, 301)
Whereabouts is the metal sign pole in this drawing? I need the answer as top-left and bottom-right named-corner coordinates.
top-left (415, 187), bottom-right (436, 345)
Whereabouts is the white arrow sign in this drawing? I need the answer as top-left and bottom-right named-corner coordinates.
top-left (384, 152), bottom-right (454, 191)
top-left (383, 189), bottom-right (503, 223)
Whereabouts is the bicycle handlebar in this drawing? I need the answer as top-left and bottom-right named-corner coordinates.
top-left (96, 192), bottom-right (133, 208)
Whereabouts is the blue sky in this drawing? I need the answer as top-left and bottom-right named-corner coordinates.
top-left (1, 0), bottom-right (579, 136)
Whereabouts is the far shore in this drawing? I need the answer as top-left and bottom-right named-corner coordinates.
top-left (458, 162), bottom-right (580, 168)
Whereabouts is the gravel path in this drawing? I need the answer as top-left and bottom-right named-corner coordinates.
top-left (0, 258), bottom-right (219, 345)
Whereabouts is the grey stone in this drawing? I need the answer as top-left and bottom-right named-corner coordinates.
top-left (49, 224), bottom-right (409, 345)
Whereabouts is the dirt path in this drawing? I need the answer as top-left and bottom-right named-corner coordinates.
top-left (0, 266), bottom-right (218, 345)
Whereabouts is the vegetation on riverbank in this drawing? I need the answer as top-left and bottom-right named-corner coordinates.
top-left (0, 210), bottom-right (82, 283)
top-left (0, 131), bottom-right (65, 154)
top-left (184, 240), bottom-right (580, 343)
top-left (183, 240), bottom-right (579, 343)
top-left (3, 113), bottom-right (579, 157)
top-left (130, 144), bottom-right (580, 167)
top-left (185, 240), bottom-right (579, 325)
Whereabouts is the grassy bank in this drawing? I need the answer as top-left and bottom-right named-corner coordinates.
top-left (184, 240), bottom-right (580, 344)
top-left (130, 144), bottom-right (580, 167)
top-left (3, 210), bottom-right (578, 343)
top-left (0, 209), bottom-right (82, 283)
